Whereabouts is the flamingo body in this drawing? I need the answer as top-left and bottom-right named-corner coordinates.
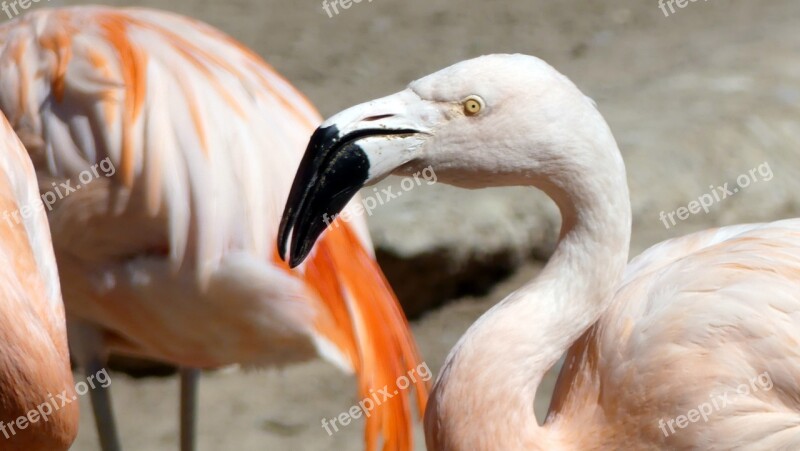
top-left (550, 220), bottom-right (800, 449)
top-left (0, 112), bottom-right (77, 450)
top-left (0, 6), bottom-right (426, 449)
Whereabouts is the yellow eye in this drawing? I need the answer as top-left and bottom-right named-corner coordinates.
top-left (463, 96), bottom-right (483, 116)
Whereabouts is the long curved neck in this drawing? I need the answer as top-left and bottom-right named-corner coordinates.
top-left (425, 114), bottom-right (631, 450)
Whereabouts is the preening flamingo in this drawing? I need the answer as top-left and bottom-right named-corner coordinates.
top-left (279, 54), bottom-right (800, 450)
top-left (0, 111), bottom-right (78, 450)
top-left (0, 6), bottom-right (427, 450)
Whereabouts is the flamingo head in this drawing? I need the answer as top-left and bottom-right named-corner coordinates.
top-left (278, 54), bottom-right (616, 267)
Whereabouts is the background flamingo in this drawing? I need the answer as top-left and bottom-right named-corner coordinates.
top-left (0, 111), bottom-right (78, 450)
top-left (279, 54), bottom-right (800, 449)
top-left (0, 6), bottom-right (427, 450)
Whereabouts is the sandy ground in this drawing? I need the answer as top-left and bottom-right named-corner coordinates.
top-left (3, 0), bottom-right (792, 449)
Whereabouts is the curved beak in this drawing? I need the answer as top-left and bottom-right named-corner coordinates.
top-left (278, 89), bottom-right (435, 267)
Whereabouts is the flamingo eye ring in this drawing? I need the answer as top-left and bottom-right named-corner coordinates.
top-left (462, 95), bottom-right (484, 116)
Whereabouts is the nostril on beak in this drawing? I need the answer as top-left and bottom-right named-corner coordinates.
top-left (362, 114), bottom-right (394, 122)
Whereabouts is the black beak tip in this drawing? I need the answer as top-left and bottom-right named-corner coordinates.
top-left (275, 223), bottom-right (307, 268)
top-left (288, 252), bottom-right (305, 269)
top-left (278, 124), bottom-right (377, 269)
top-left (277, 229), bottom-right (315, 268)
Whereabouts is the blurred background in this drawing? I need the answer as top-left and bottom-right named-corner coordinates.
top-left (18, 0), bottom-right (799, 449)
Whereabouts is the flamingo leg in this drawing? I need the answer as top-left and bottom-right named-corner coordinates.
top-left (67, 321), bottom-right (122, 450)
top-left (180, 367), bottom-right (200, 451)
top-left (86, 358), bottom-right (122, 451)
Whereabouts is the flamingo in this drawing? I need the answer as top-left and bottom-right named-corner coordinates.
top-left (0, 111), bottom-right (78, 450)
top-left (279, 54), bottom-right (800, 450)
top-left (0, 6), bottom-right (427, 451)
